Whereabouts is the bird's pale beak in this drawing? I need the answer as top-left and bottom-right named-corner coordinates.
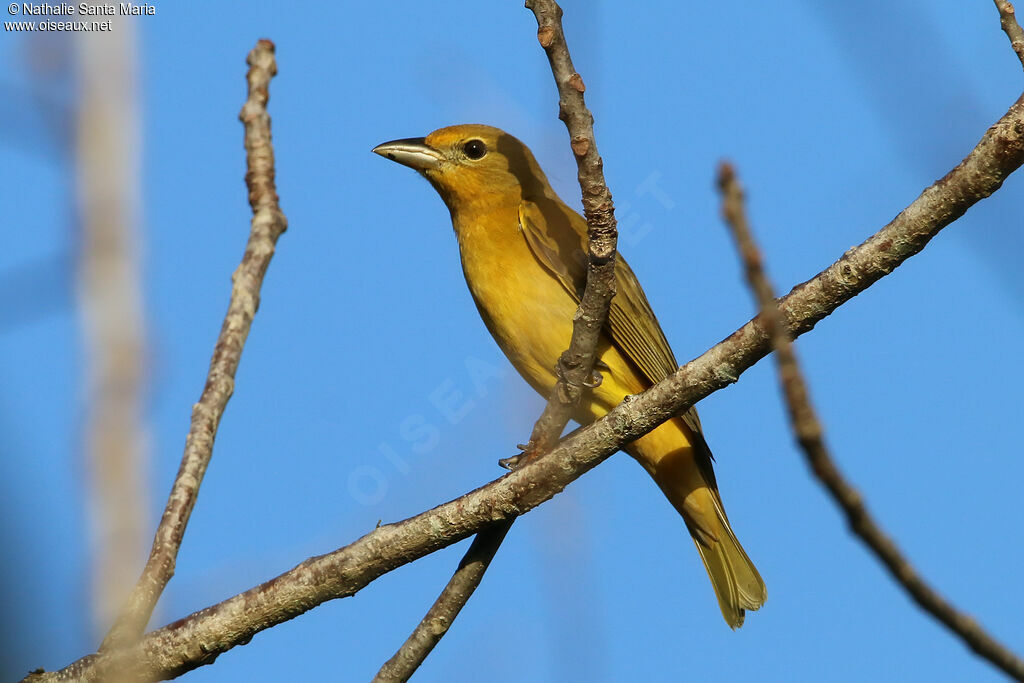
top-left (372, 137), bottom-right (444, 171)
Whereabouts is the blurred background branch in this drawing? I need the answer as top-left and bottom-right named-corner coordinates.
top-left (75, 17), bottom-right (149, 638)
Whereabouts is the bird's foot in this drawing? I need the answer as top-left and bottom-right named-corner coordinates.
top-left (554, 361), bottom-right (603, 395)
top-left (498, 453), bottom-right (522, 470)
top-left (498, 441), bottom-right (538, 470)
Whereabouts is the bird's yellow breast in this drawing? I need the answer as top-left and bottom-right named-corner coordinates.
top-left (455, 208), bottom-right (577, 398)
top-left (453, 204), bottom-right (650, 427)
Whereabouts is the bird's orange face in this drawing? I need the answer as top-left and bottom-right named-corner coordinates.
top-left (373, 124), bottom-right (548, 211)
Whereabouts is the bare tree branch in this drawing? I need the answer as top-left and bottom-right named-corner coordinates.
top-left (996, 0), bottom-right (1024, 69)
top-left (99, 38), bottom-right (288, 651)
top-left (717, 162), bottom-right (1024, 682)
top-left (373, 522), bottom-right (512, 682)
top-left (26, 80), bottom-right (1024, 682)
top-left (375, 1), bottom-right (620, 678)
top-left (519, 0), bottom-right (620, 461)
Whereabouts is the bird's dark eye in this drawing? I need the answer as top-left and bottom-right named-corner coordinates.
top-left (462, 139), bottom-right (487, 160)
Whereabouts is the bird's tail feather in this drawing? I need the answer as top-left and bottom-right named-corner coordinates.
top-left (686, 489), bottom-right (766, 628)
top-left (644, 446), bottom-right (767, 628)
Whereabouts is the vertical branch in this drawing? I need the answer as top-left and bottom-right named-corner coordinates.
top-left (374, 1), bottom-right (620, 679)
top-left (717, 162), bottom-right (1024, 682)
top-left (100, 39), bottom-right (288, 651)
top-left (995, 0), bottom-right (1024, 69)
top-left (76, 17), bottom-right (147, 635)
top-left (521, 0), bottom-right (619, 456)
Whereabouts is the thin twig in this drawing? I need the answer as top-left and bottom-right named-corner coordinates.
top-left (373, 522), bottom-right (512, 682)
top-left (99, 38), bottom-right (288, 652)
top-left (716, 162), bottom-right (1024, 682)
top-left (374, 1), bottom-right (619, 679)
top-left (996, 0), bottom-right (1024, 69)
top-left (519, 0), bottom-right (619, 460)
top-left (27, 86), bottom-right (1024, 683)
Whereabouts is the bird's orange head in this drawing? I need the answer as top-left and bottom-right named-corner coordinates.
top-left (373, 124), bottom-right (553, 213)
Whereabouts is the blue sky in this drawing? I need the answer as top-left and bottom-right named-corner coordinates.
top-left (2, 1), bottom-right (1023, 681)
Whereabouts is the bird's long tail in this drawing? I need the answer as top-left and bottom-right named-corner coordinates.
top-left (682, 486), bottom-right (766, 628)
top-left (630, 421), bottom-right (766, 628)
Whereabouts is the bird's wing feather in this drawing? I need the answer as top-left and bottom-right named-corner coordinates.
top-left (518, 199), bottom-right (706, 437)
top-left (520, 198), bottom-right (712, 475)
top-left (517, 199), bottom-right (585, 298)
top-left (518, 198), bottom-right (679, 379)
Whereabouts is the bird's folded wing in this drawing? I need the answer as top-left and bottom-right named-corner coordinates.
top-left (519, 198), bottom-right (708, 452)
top-left (519, 196), bottom-right (692, 380)
top-left (518, 197), bottom-right (679, 376)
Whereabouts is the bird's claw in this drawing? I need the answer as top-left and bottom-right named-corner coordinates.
top-left (499, 441), bottom-right (538, 470)
top-left (555, 362), bottom-right (603, 389)
top-left (498, 454), bottom-right (522, 470)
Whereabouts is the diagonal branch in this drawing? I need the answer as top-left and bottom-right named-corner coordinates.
top-left (373, 521), bottom-right (513, 682)
top-left (996, 0), bottom-right (1024, 69)
top-left (27, 86), bottom-right (1024, 683)
top-left (100, 39), bottom-right (289, 651)
top-left (717, 162), bottom-right (1024, 682)
top-left (375, 2), bottom-right (619, 679)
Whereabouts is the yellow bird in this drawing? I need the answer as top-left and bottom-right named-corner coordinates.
top-left (373, 124), bottom-right (766, 627)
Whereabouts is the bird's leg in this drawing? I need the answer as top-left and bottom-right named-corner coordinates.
top-left (497, 424), bottom-right (588, 471)
top-left (499, 359), bottom-right (607, 471)
top-left (553, 359), bottom-right (604, 404)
